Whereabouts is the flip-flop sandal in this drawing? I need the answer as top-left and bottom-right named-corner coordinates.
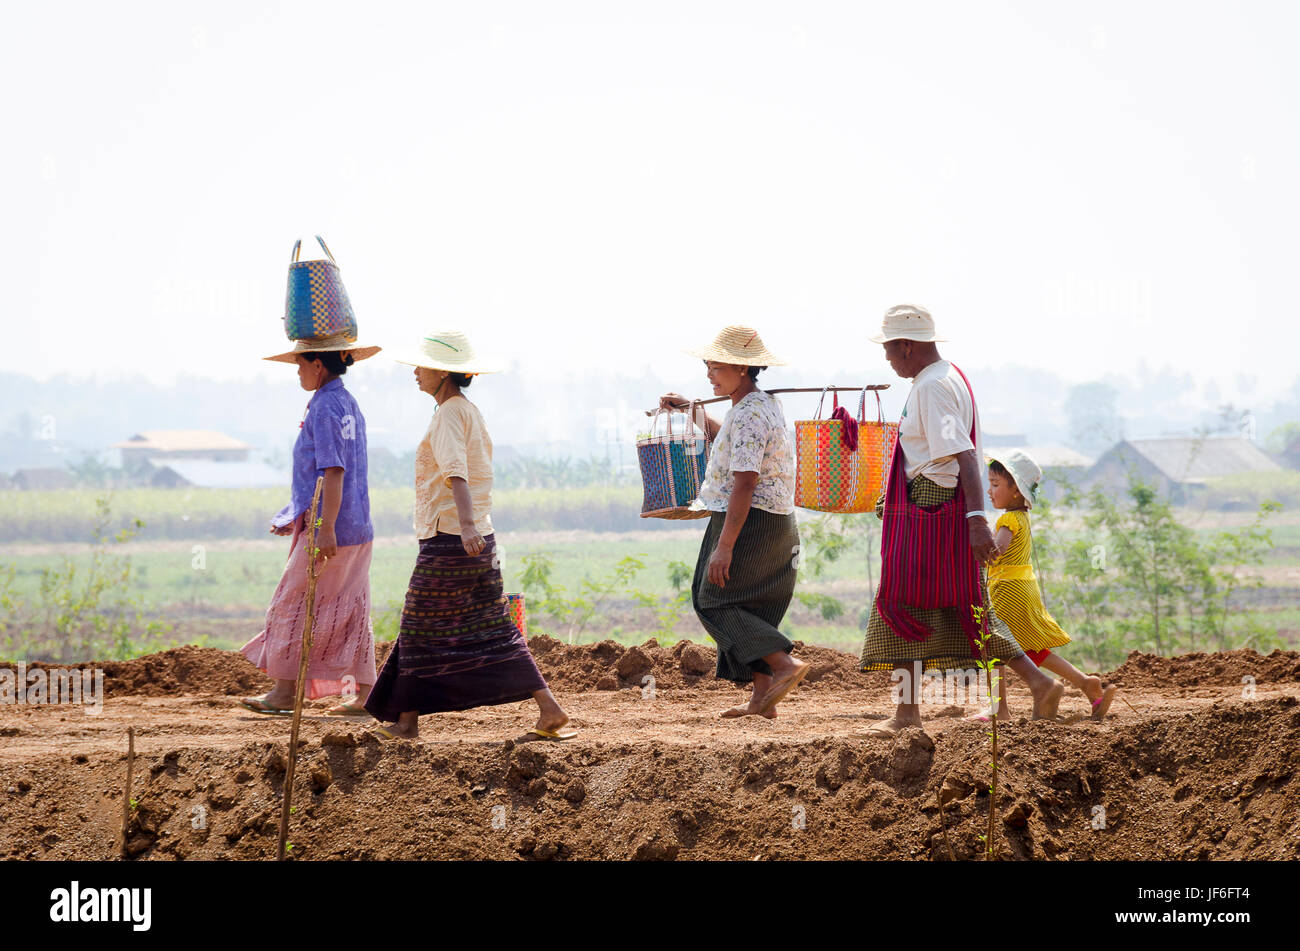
top-left (371, 726), bottom-right (401, 741)
top-left (239, 697), bottom-right (291, 716)
top-left (757, 664), bottom-right (810, 715)
top-left (865, 720), bottom-right (902, 738)
top-left (324, 702), bottom-right (371, 717)
top-left (1091, 684), bottom-right (1118, 720)
top-left (528, 727), bottom-right (578, 741)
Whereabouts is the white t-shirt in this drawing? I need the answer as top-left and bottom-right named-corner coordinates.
top-left (897, 360), bottom-right (983, 489)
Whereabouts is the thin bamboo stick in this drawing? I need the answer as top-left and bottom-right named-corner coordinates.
top-left (643, 384), bottom-right (891, 415)
top-left (120, 726), bottom-right (134, 858)
top-left (277, 476), bottom-right (324, 862)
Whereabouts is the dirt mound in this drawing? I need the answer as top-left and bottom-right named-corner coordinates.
top-left (2, 647), bottom-right (273, 699)
top-left (3, 639), bottom-right (873, 700)
top-left (12, 642), bottom-right (1295, 703)
top-left (5, 695), bottom-right (1297, 860)
top-left (525, 636), bottom-right (887, 693)
top-left (1108, 648), bottom-right (1300, 688)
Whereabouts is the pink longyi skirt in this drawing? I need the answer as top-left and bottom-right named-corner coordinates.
top-left (240, 515), bottom-right (377, 700)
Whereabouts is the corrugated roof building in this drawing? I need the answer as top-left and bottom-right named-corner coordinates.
top-left (147, 459), bottom-right (288, 489)
top-left (1086, 436), bottom-right (1281, 503)
top-left (113, 430), bottom-right (252, 463)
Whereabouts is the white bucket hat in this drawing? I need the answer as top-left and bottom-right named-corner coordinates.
top-left (868, 304), bottom-right (947, 344)
top-left (391, 331), bottom-right (500, 374)
top-left (684, 325), bottom-right (788, 366)
top-left (986, 449), bottom-right (1043, 508)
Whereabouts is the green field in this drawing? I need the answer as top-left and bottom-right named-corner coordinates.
top-left (0, 485), bottom-right (670, 542)
top-left (2, 488), bottom-right (1296, 665)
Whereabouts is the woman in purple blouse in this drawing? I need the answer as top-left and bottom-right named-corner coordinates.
top-left (240, 336), bottom-right (380, 716)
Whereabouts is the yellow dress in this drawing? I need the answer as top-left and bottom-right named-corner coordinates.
top-left (987, 510), bottom-right (1071, 653)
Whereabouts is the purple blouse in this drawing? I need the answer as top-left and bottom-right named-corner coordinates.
top-left (270, 378), bottom-right (373, 546)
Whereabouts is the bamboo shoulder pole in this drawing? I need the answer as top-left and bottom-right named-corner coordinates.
top-left (643, 384), bottom-right (891, 415)
top-left (277, 476), bottom-right (324, 862)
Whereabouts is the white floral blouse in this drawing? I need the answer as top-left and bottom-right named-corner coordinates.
top-left (695, 390), bottom-right (795, 515)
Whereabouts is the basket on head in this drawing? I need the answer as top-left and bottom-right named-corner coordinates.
top-left (794, 387), bottom-right (898, 513)
top-left (638, 406), bottom-right (711, 520)
top-left (283, 236), bottom-right (358, 342)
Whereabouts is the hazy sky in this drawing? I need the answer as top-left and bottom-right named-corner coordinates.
top-left (6, 1), bottom-right (1298, 406)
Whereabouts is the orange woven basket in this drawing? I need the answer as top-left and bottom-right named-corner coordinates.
top-left (794, 387), bottom-right (898, 513)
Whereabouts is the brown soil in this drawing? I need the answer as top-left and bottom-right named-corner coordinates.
top-left (2, 642), bottom-right (1298, 861)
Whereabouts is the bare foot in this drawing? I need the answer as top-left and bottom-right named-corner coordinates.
top-left (1031, 680), bottom-right (1065, 720)
top-left (758, 659), bottom-right (810, 715)
top-left (1081, 674), bottom-right (1105, 705)
top-left (719, 701), bottom-right (777, 720)
top-left (866, 712), bottom-right (923, 737)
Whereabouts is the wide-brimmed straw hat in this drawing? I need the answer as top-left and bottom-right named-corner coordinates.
top-left (684, 325), bottom-right (787, 366)
top-left (868, 304), bottom-right (948, 344)
top-left (264, 333), bottom-right (382, 364)
top-left (986, 449), bottom-right (1043, 509)
top-left (391, 331), bottom-right (501, 374)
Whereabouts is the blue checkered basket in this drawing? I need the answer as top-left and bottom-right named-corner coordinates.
top-left (283, 236), bottom-right (358, 342)
top-left (638, 406), bottom-right (711, 519)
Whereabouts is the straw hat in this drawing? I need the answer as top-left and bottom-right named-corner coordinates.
top-left (264, 333), bottom-right (381, 364)
top-left (684, 325), bottom-right (787, 366)
top-left (391, 331), bottom-right (501, 375)
top-left (868, 304), bottom-right (948, 344)
top-left (986, 449), bottom-right (1043, 509)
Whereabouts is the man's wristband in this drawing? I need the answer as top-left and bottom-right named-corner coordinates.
top-left (966, 511), bottom-right (988, 519)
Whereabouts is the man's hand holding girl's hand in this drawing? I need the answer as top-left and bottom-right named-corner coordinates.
top-left (968, 517), bottom-right (997, 564)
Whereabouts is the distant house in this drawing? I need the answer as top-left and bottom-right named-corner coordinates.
top-left (1086, 436), bottom-right (1281, 503)
top-left (1282, 434), bottom-right (1300, 471)
top-left (12, 467), bottom-right (75, 490)
top-left (113, 430), bottom-right (252, 464)
top-left (148, 459), bottom-right (287, 489)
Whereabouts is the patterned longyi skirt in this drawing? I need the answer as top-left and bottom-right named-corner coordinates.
top-left (364, 533), bottom-right (546, 722)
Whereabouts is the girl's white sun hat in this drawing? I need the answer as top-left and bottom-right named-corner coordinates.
top-left (986, 449), bottom-right (1044, 509)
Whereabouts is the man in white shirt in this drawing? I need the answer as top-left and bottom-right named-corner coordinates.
top-left (860, 305), bottom-right (1063, 735)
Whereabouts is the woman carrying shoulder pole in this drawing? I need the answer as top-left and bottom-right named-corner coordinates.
top-left (660, 326), bottom-right (808, 719)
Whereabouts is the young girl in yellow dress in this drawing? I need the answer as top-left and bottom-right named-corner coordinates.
top-left (981, 450), bottom-right (1116, 721)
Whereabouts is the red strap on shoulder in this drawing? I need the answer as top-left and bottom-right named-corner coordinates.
top-left (948, 363), bottom-right (978, 444)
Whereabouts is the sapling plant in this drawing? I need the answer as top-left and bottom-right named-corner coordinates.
top-left (971, 602), bottom-right (1001, 861)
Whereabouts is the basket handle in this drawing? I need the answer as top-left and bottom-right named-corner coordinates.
top-left (648, 406), bottom-right (674, 438)
top-left (814, 385), bottom-right (835, 420)
top-left (857, 387), bottom-right (884, 424)
top-left (290, 236), bottom-right (339, 264)
top-left (649, 402), bottom-right (710, 442)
